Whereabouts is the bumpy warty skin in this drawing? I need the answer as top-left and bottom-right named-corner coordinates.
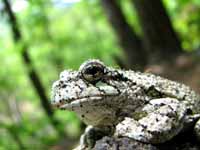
top-left (51, 59), bottom-right (200, 148)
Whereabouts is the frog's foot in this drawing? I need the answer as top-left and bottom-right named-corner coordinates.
top-left (115, 98), bottom-right (188, 144)
top-left (194, 118), bottom-right (200, 141)
top-left (79, 126), bottom-right (111, 150)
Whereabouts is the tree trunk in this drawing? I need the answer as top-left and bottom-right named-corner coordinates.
top-left (132, 0), bottom-right (183, 64)
top-left (101, 0), bottom-right (147, 70)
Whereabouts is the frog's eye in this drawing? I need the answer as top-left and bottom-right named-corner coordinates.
top-left (80, 61), bottom-right (105, 84)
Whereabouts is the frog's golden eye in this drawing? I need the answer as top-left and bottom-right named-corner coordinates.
top-left (81, 61), bottom-right (105, 84)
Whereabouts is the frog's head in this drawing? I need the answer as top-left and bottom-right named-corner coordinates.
top-left (51, 59), bottom-right (129, 125)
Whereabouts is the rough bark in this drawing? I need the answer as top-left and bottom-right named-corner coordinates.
top-left (100, 0), bottom-right (147, 70)
top-left (2, 0), bottom-right (63, 135)
top-left (93, 129), bottom-right (200, 150)
top-left (132, 0), bottom-right (183, 64)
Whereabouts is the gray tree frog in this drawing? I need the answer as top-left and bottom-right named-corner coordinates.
top-left (51, 59), bottom-right (200, 149)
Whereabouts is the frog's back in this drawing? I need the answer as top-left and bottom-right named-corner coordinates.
top-left (123, 70), bottom-right (200, 113)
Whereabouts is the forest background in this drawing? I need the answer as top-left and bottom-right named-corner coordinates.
top-left (0, 0), bottom-right (200, 149)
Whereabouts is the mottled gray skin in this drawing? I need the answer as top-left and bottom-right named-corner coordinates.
top-left (51, 59), bottom-right (200, 150)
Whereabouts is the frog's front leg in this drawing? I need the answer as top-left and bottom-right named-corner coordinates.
top-left (115, 98), bottom-right (188, 144)
top-left (78, 125), bottom-right (112, 150)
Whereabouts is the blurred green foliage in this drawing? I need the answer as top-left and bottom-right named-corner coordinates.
top-left (0, 0), bottom-right (200, 149)
top-left (164, 0), bottom-right (200, 50)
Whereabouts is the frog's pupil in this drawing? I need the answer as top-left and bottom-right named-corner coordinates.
top-left (85, 66), bottom-right (100, 75)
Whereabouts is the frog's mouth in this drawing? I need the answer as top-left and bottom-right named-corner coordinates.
top-left (51, 94), bottom-right (118, 110)
top-left (51, 96), bottom-right (101, 108)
